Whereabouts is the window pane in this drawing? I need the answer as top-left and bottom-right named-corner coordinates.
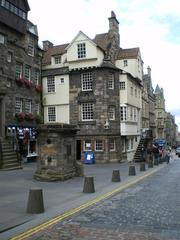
top-left (15, 98), bottom-right (23, 113)
top-left (95, 140), bottom-right (103, 151)
top-left (25, 65), bottom-right (31, 80)
top-left (77, 43), bottom-right (86, 59)
top-left (81, 103), bottom-right (94, 121)
top-left (108, 74), bottom-right (114, 89)
top-left (48, 107), bottom-right (56, 122)
top-left (24, 99), bottom-right (32, 112)
top-left (81, 72), bottom-right (92, 91)
top-left (47, 76), bottom-right (55, 93)
top-left (15, 62), bottom-right (23, 79)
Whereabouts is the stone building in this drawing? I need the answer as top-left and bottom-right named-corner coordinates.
top-left (0, 0), bottom-right (42, 168)
top-left (142, 66), bottom-right (156, 139)
top-left (154, 85), bottom-right (166, 139)
top-left (42, 12), bottom-right (122, 163)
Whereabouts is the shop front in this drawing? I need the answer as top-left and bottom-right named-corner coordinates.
top-left (6, 124), bottom-right (38, 162)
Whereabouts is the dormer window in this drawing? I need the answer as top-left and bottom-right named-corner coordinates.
top-left (54, 55), bottom-right (61, 64)
top-left (77, 43), bottom-right (86, 59)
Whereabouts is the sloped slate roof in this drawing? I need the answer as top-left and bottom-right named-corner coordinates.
top-left (42, 44), bottom-right (68, 65)
top-left (117, 48), bottom-right (139, 59)
top-left (93, 33), bottom-right (109, 51)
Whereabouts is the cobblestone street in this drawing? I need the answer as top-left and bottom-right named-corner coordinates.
top-left (24, 159), bottom-right (180, 240)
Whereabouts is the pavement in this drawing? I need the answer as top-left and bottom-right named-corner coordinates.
top-left (0, 154), bottom-right (175, 240)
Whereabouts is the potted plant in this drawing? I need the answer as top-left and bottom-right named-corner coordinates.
top-left (24, 112), bottom-right (35, 121)
top-left (15, 77), bottom-right (24, 86)
top-left (15, 112), bottom-right (25, 121)
top-left (24, 80), bottom-right (33, 89)
top-left (35, 84), bottom-right (42, 93)
top-left (35, 114), bottom-right (43, 124)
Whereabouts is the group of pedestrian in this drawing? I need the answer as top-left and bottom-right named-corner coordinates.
top-left (145, 142), bottom-right (171, 165)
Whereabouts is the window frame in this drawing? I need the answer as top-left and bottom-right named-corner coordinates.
top-left (109, 106), bottom-right (115, 120)
top-left (108, 73), bottom-right (114, 90)
top-left (25, 65), bottom-right (31, 81)
top-left (24, 99), bottom-right (32, 113)
top-left (54, 55), bottom-right (61, 64)
top-left (81, 72), bottom-right (93, 91)
top-left (48, 106), bottom-right (56, 122)
top-left (81, 103), bottom-right (94, 121)
top-left (95, 140), bottom-right (103, 151)
top-left (47, 76), bottom-right (55, 93)
top-left (15, 62), bottom-right (23, 79)
top-left (27, 37), bottom-right (34, 56)
top-left (15, 98), bottom-right (23, 113)
top-left (109, 139), bottom-right (116, 152)
top-left (119, 81), bottom-right (125, 90)
top-left (77, 43), bottom-right (86, 59)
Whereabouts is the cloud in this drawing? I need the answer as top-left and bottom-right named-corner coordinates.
top-left (28, 0), bottom-right (180, 130)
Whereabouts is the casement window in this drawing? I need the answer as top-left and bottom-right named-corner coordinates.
top-left (35, 103), bottom-right (40, 114)
top-left (134, 108), bottom-right (137, 121)
top-left (109, 106), bottom-right (115, 120)
top-left (135, 88), bottom-right (137, 97)
top-left (108, 74), bottom-right (114, 89)
top-left (15, 62), bottom-right (23, 79)
top-left (54, 55), bottom-right (61, 64)
top-left (24, 99), bottom-right (32, 113)
top-left (123, 60), bottom-right (128, 67)
top-left (34, 69), bottom-right (40, 85)
top-left (84, 140), bottom-right (91, 151)
top-left (119, 81), bottom-right (125, 90)
top-left (81, 72), bottom-right (92, 91)
top-left (7, 51), bottom-right (12, 62)
top-left (77, 43), bottom-right (86, 59)
top-left (120, 106), bottom-right (127, 121)
top-left (25, 65), bottom-right (31, 81)
top-left (1, 0), bottom-right (26, 19)
top-left (48, 106), bottom-right (56, 122)
top-left (27, 37), bottom-right (34, 56)
top-left (15, 98), bottom-right (23, 113)
top-left (131, 86), bottom-right (133, 95)
top-left (109, 139), bottom-right (115, 151)
top-left (81, 103), bottom-right (94, 121)
top-left (130, 107), bottom-right (133, 120)
top-left (0, 33), bottom-right (5, 44)
top-left (95, 140), bottom-right (103, 151)
top-left (60, 78), bottom-right (64, 84)
top-left (47, 76), bottom-right (55, 93)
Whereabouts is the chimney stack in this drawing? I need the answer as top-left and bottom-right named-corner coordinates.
top-left (42, 40), bottom-right (53, 51)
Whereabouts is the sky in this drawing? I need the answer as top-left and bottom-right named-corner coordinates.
top-left (28, 0), bottom-right (180, 130)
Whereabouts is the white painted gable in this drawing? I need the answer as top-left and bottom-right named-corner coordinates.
top-left (66, 31), bottom-right (104, 69)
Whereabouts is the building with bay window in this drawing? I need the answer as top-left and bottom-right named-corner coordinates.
top-left (42, 12), bottom-right (122, 163)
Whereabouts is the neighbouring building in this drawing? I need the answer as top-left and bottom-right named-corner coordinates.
top-left (142, 66), bottom-right (156, 139)
top-left (115, 48), bottom-right (143, 161)
top-left (0, 0), bottom-right (43, 168)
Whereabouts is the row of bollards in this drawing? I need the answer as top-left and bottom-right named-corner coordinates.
top-left (26, 160), bottom-right (157, 214)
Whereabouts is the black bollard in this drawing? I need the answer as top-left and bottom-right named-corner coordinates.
top-left (154, 159), bottom-right (159, 166)
top-left (26, 188), bottom-right (44, 214)
top-left (112, 170), bottom-right (121, 182)
top-left (148, 161), bottom-right (153, 168)
top-left (128, 165), bottom-right (136, 176)
top-left (83, 176), bottom-right (95, 193)
top-left (140, 162), bottom-right (146, 171)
